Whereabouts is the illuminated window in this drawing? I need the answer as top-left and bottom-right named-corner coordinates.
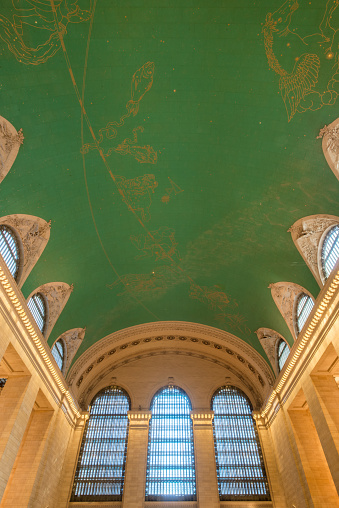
top-left (212, 386), bottom-right (270, 501)
top-left (51, 340), bottom-right (64, 372)
top-left (321, 225), bottom-right (339, 280)
top-left (27, 293), bottom-right (47, 334)
top-left (296, 294), bottom-right (314, 335)
top-left (145, 386), bottom-right (196, 501)
top-left (0, 225), bottom-right (20, 280)
top-left (71, 386), bottom-right (130, 502)
top-left (277, 339), bottom-right (290, 372)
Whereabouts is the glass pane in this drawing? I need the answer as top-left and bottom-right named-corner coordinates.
top-left (27, 293), bottom-right (46, 334)
top-left (212, 386), bottom-right (270, 501)
top-left (322, 225), bottom-right (339, 280)
top-left (71, 386), bottom-right (130, 502)
top-left (145, 386), bottom-right (196, 501)
top-left (51, 340), bottom-right (64, 371)
top-left (278, 340), bottom-right (290, 372)
top-left (0, 225), bottom-right (20, 280)
top-left (296, 294), bottom-right (314, 334)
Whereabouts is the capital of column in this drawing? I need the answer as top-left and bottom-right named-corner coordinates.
top-left (127, 410), bottom-right (152, 428)
top-left (190, 410), bottom-right (214, 427)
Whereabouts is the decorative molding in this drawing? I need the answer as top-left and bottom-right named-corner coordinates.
top-left (0, 214), bottom-right (51, 287)
top-left (27, 282), bottom-right (73, 340)
top-left (0, 259), bottom-right (81, 420)
top-left (191, 410), bottom-right (214, 426)
top-left (317, 117), bottom-right (339, 180)
top-left (255, 328), bottom-right (288, 376)
top-left (54, 327), bottom-right (86, 375)
top-left (144, 504), bottom-right (197, 508)
top-left (0, 116), bottom-right (24, 185)
top-left (67, 322), bottom-right (274, 390)
top-left (269, 282), bottom-right (314, 341)
top-left (289, 214), bottom-right (339, 286)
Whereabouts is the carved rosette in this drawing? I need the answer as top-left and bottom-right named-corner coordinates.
top-left (289, 215), bottom-right (339, 286)
top-left (255, 328), bottom-right (287, 376)
top-left (28, 282), bottom-right (73, 340)
top-left (317, 117), bottom-right (339, 180)
top-left (0, 116), bottom-right (24, 185)
top-left (269, 282), bottom-right (314, 341)
top-left (0, 214), bottom-right (51, 287)
top-left (53, 327), bottom-right (86, 374)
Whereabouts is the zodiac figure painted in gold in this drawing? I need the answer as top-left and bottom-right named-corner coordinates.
top-left (112, 127), bottom-right (157, 164)
top-left (190, 283), bottom-right (230, 313)
top-left (112, 173), bottom-right (158, 222)
top-left (263, 0), bottom-right (339, 121)
top-left (81, 62), bottom-right (155, 155)
top-left (107, 266), bottom-right (179, 296)
top-left (0, 0), bottom-right (92, 65)
top-left (130, 227), bottom-right (179, 261)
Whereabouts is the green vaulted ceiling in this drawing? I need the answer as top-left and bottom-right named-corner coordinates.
top-left (1, 0), bottom-right (338, 363)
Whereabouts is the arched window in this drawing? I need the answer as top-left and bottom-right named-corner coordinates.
top-left (296, 293), bottom-right (314, 335)
top-left (321, 225), bottom-right (339, 280)
top-left (0, 225), bottom-right (20, 280)
top-left (145, 386), bottom-right (196, 501)
top-left (71, 386), bottom-right (130, 502)
top-left (277, 339), bottom-right (290, 372)
top-left (51, 339), bottom-right (64, 373)
top-left (27, 293), bottom-right (47, 334)
top-left (212, 386), bottom-right (270, 501)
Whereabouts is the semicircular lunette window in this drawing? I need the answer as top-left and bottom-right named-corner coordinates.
top-left (27, 293), bottom-right (47, 334)
top-left (212, 386), bottom-right (270, 501)
top-left (278, 339), bottom-right (290, 372)
top-left (145, 385), bottom-right (196, 502)
top-left (321, 225), bottom-right (339, 280)
top-left (0, 225), bottom-right (20, 280)
top-left (71, 386), bottom-right (130, 502)
top-left (51, 339), bottom-right (64, 372)
top-left (296, 293), bottom-right (314, 335)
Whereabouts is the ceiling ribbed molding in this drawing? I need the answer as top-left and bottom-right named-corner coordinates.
top-left (289, 214), bottom-right (339, 286)
top-left (53, 327), bottom-right (86, 375)
top-left (27, 282), bottom-right (73, 340)
top-left (0, 116), bottom-right (24, 185)
top-left (317, 116), bottom-right (339, 181)
top-left (269, 282), bottom-right (315, 341)
top-left (0, 214), bottom-right (51, 287)
top-left (255, 328), bottom-right (288, 376)
top-left (67, 321), bottom-right (274, 399)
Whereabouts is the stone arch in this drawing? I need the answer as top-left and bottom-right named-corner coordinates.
top-left (317, 117), bottom-right (339, 181)
top-left (0, 214), bottom-right (50, 288)
top-left (52, 327), bottom-right (86, 375)
top-left (255, 328), bottom-right (290, 377)
top-left (0, 116), bottom-right (24, 185)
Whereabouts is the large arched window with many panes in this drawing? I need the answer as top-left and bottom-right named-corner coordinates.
top-left (27, 292), bottom-right (47, 335)
top-left (321, 225), bottom-right (339, 281)
top-left (145, 385), bottom-right (196, 501)
top-left (0, 225), bottom-right (20, 281)
top-left (295, 293), bottom-right (314, 335)
top-left (71, 386), bottom-right (130, 502)
top-left (51, 339), bottom-right (65, 373)
top-left (212, 386), bottom-right (270, 501)
top-left (277, 339), bottom-right (290, 372)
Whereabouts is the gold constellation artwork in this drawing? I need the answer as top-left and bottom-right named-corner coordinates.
top-left (161, 177), bottom-right (184, 204)
top-left (263, 0), bottom-right (339, 121)
top-left (81, 62), bottom-right (157, 160)
top-left (0, 0), bottom-right (92, 65)
top-left (130, 227), bottom-right (180, 261)
top-left (110, 172), bottom-right (158, 222)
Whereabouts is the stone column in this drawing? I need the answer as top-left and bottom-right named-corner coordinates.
top-left (54, 412), bottom-right (89, 508)
top-left (304, 375), bottom-right (339, 493)
top-left (254, 413), bottom-right (287, 507)
top-left (122, 410), bottom-right (151, 508)
top-left (0, 375), bottom-right (37, 500)
top-left (191, 410), bottom-right (219, 508)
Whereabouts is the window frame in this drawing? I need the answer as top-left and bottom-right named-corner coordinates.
top-left (0, 224), bottom-right (22, 282)
top-left (294, 292), bottom-right (314, 336)
top-left (145, 385), bottom-right (196, 502)
top-left (27, 292), bottom-right (48, 335)
top-left (51, 338), bottom-right (65, 374)
top-left (211, 385), bottom-right (270, 501)
top-left (320, 224), bottom-right (339, 282)
top-left (277, 339), bottom-right (291, 372)
top-left (71, 385), bottom-right (131, 502)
